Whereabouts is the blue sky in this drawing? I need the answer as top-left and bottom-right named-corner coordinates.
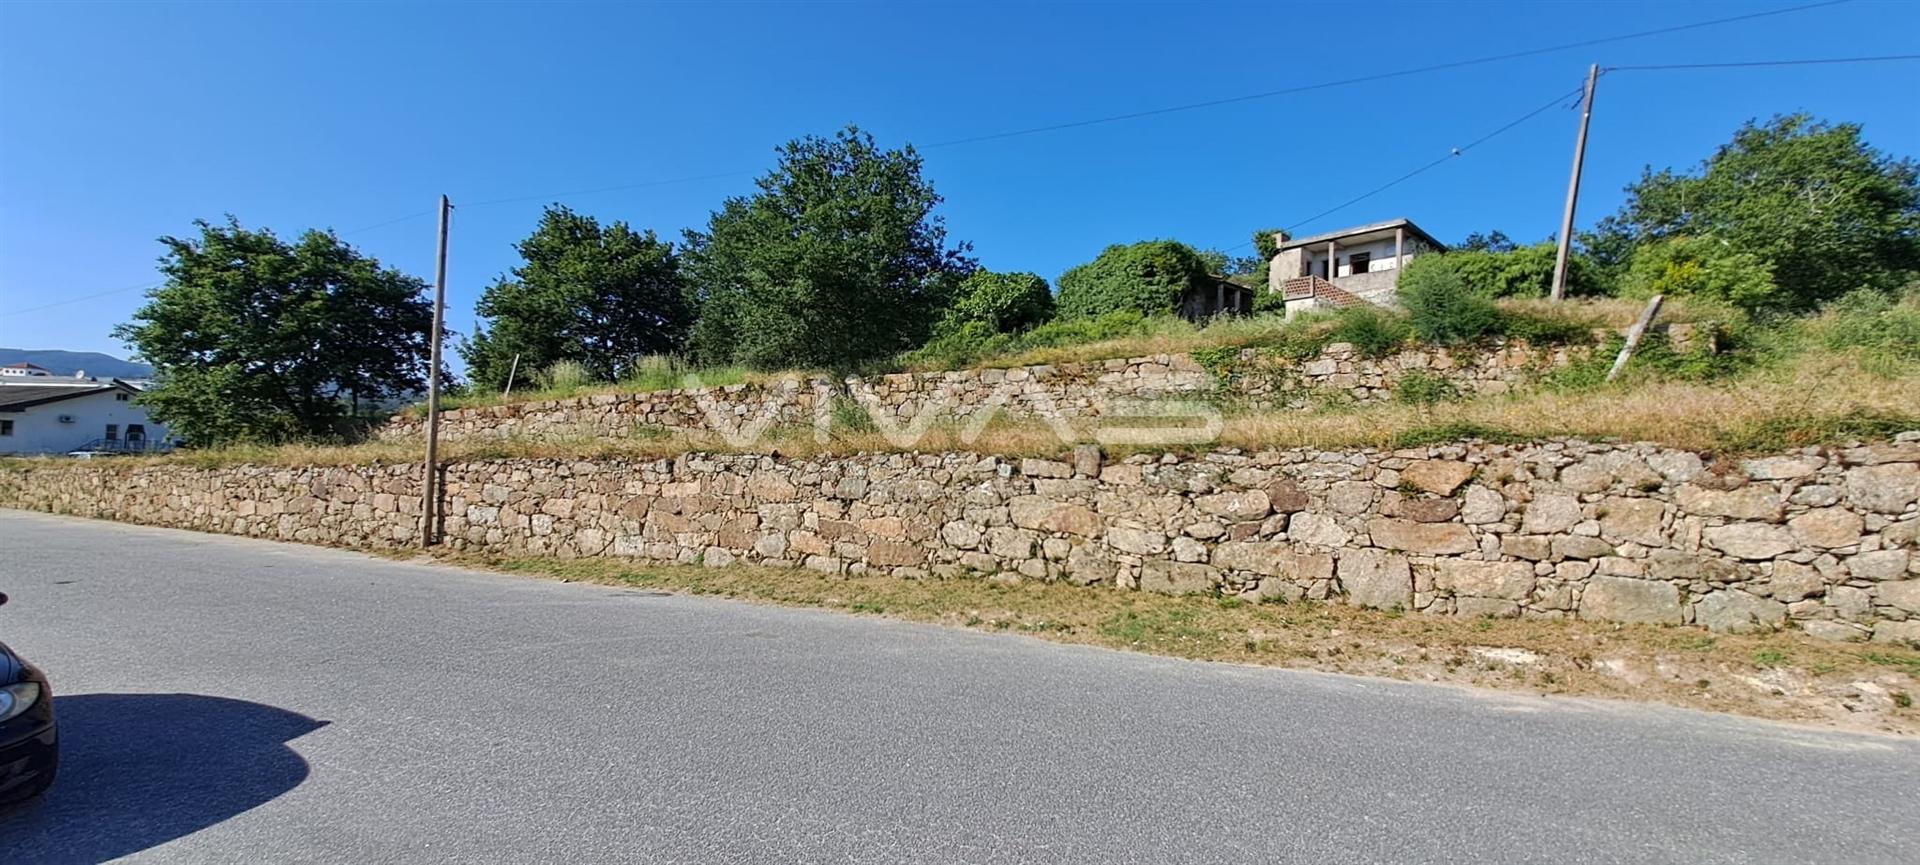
top-left (2, 0), bottom-right (1917, 360)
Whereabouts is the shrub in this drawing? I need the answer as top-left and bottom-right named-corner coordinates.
top-left (903, 320), bottom-right (1014, 370)
top-left (1055, 241), bottom-right (1209, 319)
top-left (534, 359), bottom-right (592, 391)
top-left (1398, 242), bottom-right (1605, 299)
top-left (1805, 286), bottom-right (1920, 372)
top-left (1394, 370), bottom-right (1460, 406)
top-left (941, 270), bottom-right (1054, 334)
top-left (1501, 306), bottom-right (1598, 346)
top-left (1622, 236), bottom-right (1776, 311)
top-left (1398, 266), bottom-right (1504, 344)
top-left (1324, 306), bottom-right (1412, 358)
top-left (902, 309), bottom-right (1158, 370)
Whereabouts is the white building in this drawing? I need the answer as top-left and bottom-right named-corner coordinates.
top-left (1266, 218), bottom-right (1447, 316)
top-left (0, 362), bottom-right (55, 378)
top-left (0, 378), bottom-right (171, 455)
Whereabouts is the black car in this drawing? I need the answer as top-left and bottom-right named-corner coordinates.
top-left (0, 592), bottom-right (56, 805)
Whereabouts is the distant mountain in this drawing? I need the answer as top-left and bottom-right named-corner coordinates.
top-left (0, 348), bottom-right (153, 380)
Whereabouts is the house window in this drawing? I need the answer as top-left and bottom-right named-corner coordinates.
top-left (116, 393), bottom-right (130, 401)
top-left (105, 424), bottom-right (118, 442)
top-left (0, 420), bottom-right (11, 436)
top-left (1351, 252), bottom-right (1372, 274)
top-left (127, 424), bottom-right (146, 443)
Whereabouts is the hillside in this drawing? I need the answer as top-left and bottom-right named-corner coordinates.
top-left (0, 347), bottom-right (152, 379)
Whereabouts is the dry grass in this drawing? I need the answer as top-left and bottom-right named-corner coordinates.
top-left (427, 299), bottom-right (1720, 413)
top-left (35, 348), bottom-right (1912, 472)
top-left (444, 553), bottom-right (1920, 735)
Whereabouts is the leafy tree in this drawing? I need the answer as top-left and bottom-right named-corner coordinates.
top-left (1397, 242), bottom-right (1602, 299)
top-left (1055, 240), bottom-right (1209, 319)
top-left (1196, 247), bottom-right (1261, 277)
top-left (939, 269), bottom-right (1053, 334)
top-left (1251, 228), bottom-right (1288, 262)
top-left (1590, 114), bottom-right (1920, 310)
top-left (1621, 236), bottom-right (1776, 310)
top-left (683, 126), bottom-right (974, 370)
top-left (461, 205), bottom-right (693, 390)
top-left (1458, 230), bottom-right (1518, 253)
top-left (113, 218), bottom-right (432, 444)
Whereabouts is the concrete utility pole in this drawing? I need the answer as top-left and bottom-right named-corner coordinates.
top-left (1550, 64), bottom-right (1600, 302)
top-left (420, 195), bottom-right (451, 548)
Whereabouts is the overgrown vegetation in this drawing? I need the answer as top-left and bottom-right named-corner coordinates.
top-left (1054, 240), bottom-right (1210, 320)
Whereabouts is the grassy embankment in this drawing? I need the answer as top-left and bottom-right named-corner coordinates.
top-left (57, 293), bottom-right (1920, 469)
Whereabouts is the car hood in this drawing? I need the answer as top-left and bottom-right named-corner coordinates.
top-left (0, 641), bottom-right (21, 685)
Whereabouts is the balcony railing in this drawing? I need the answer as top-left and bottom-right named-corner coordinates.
top-left (68, 437), bottom-right (174, 455)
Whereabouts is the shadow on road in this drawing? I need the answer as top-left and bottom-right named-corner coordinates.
top-left (0, 693), bottom-right (325, 864)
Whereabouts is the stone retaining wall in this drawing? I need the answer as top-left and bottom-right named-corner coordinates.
top-left (379, 339), bottom-right (1586, 443)
top-left (6, 434), bottom-right (1918, 643)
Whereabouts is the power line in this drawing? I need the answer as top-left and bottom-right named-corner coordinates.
top-left (1607, 53), bottom-right (1920, 71)
top-left (459, 170), bottom-right (753, 209)
top-left (0, 212), bottom-right (452, 318)
top-left (922, 0), bottom-right (1850, 148)
top-left (1219, 82), bottom-right (1588, 251)
top-left (428, 1), bottom-right (1854, 207)
top-left (0, 0), bottom-right (1862, 314)
top-left (1, 281), bottom-right (164, 317)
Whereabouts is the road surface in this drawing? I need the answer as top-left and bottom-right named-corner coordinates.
top-left (0, 509), bottom-right (1915, 864)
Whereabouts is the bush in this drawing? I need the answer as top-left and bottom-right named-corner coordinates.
top-left (1398, 266), bottom-right (1504, 344)
top-left (1394, 370), bottom-right (1460, 406)
top-left (902, 309), bottom-right (1158, 370)
top-left (1398, 242), bottom-right (1605, 299)
top-left (941, 270), bottom-right (1054, 334)
top-left (1806, 286), bottom-right (1920, 372)
top-left (1055, 241), bottom-right (1209, 319)
top-left (1622, 236), bottom-right (1776, 310)
top-left (534, 359), bottom-right (592, 392)
top-left (1500, 306), bottom-right (1598, 346)
top-left (1324, 306), bottom-right (1412, 358)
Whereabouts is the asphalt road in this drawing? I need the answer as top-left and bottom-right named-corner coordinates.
top-left (1, 510), bottom-right (1916, 864)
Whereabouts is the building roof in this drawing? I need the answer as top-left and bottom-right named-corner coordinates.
top-left (0, 380), bottom-right (140, 411)
top-left (1277, 218), bottom-right (1447, 253)
top-left (2, 362), bottom-right (53, 372)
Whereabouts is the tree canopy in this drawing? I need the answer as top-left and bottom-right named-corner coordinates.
top-left (1590, 114), bottom-right (1920, 311)
top-left (938, 269), bottom-right (1054, 334)
top-left (682, 125), bottom-right (975, 370)
top-left (1054, 240), bottom-right (1209, 319)
top-left (113, 218), bottom-right (433, 444)
top-left (460, 205), bottom-right (693, 390)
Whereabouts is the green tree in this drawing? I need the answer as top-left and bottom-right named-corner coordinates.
top-left (461, 205), bottom-right (693, 390)
top-left (683, 126), bottom-right (974, 370)
top-left (940, 270), bottom-right (1053, 334)
top-left (113, 218), bottom-right (433, 444)
top-left (1621, 236), bottom-right (1776, 310)
top-left (1055, 240), bottom-right (1209, 319)
top-left (1590, 114), bottom-right (1920, 310)
top-left (1196, 247), bottom-right (1261, 277)
top-left (1458, 230), bottom-right (1518, 253)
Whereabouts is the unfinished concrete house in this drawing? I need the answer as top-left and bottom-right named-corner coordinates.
top-left (1267, 218), bottom-right (1446, 316)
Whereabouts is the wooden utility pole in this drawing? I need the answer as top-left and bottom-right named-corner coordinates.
top-left (1550, 64), bottom-right (1600, 302)
top-left (1606, 294), bottom-right (1665, 382)
top-left (420, 194), bottom-right (451, 547)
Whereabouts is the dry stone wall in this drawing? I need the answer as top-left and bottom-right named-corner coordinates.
top-left (6, 434), bottom-right (1919, 643)
top-left (380, 339), bottom-right (1585, 444)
